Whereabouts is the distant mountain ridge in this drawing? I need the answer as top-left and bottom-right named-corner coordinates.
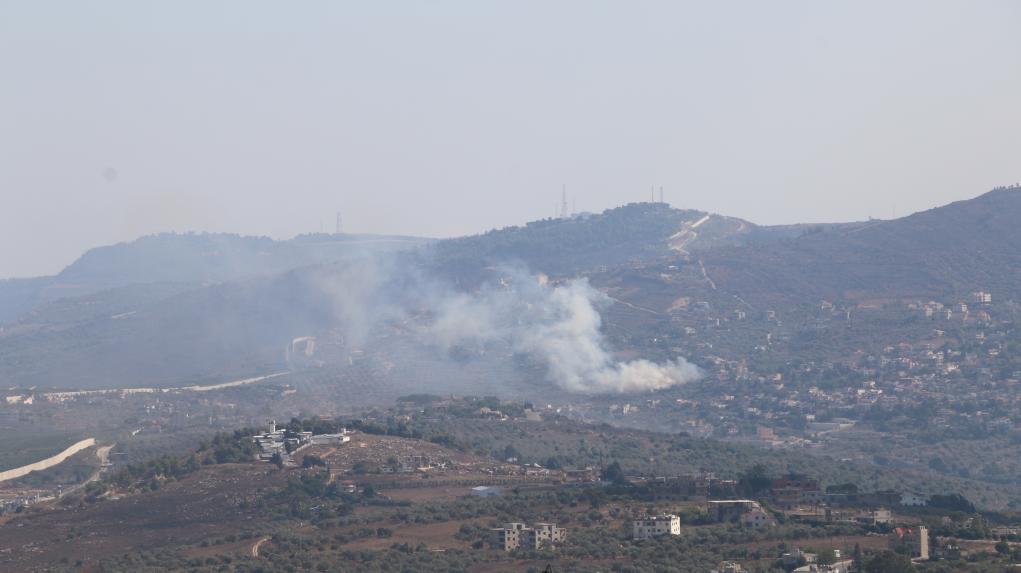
top-left (0, 232), bottom-right (429, 324)
top-left (59, 232), bottom-right (428, 284)
top-left (2, 187), bottom-right (1018, 390)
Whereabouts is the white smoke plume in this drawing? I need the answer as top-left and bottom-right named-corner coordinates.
top-left (426, 269), bottom-right (702, 394)
top-left (312, 255), bottom-right (701, 394)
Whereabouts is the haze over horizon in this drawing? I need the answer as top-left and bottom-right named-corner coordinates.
top-left (3, 0), bottom-right (1020, 279)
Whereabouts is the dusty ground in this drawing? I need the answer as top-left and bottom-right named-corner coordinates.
top-left (182, 538), bottom-right (253, 559)
top-left (953, 538), bottom-right (1021, 556)
top-left (311, 432), bottom-right (520, 475)
top-left (382, 485), bottom-right (475, 502)
top-left (341, 520), bottom-right (472, 550)
top-left (738, 533), bottom-right (889, 553)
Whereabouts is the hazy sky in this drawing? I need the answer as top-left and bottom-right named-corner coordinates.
top-left (2, 1), bottom-right (1019, 278)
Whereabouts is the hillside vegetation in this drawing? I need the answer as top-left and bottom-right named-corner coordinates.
top-left (3, 188), bottom-right (1020, 391)
top-left (702, 188), bottom-right (1021, 305)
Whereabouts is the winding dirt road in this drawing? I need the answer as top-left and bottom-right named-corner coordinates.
top-left (251, 536), bottom-right (271, 557)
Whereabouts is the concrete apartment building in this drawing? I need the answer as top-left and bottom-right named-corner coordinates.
top-left (707, 499), bottom-right (776, 528)
top-left (707, 499), bottom-right (759, 522)
top-left (490, 522), bottom-right (566, 551)
top-left (632, 514), bottom-right (681, 540)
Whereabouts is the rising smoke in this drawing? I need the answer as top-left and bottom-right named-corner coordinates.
top-left (425, 267), bottom-right (702, 394)
top-left (315, 255), bottom-right (701, 394)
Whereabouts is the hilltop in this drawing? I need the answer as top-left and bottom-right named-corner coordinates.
top-left (428, 202), bottom-right (807, 281)
top-left (2, 187), bottom-right (1020, 391)
top-left (700, 187), bottom-right (1021, 305)
top-left (0, 203), bottom-right (754, 390)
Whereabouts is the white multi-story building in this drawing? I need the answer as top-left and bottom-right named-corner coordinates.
top-left (632, 514), bottom-right (681, 540)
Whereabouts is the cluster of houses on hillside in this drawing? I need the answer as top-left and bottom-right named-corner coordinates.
top-left (587, 286), bottom-right (1021, 451)
top-left (775, 530), bottom-right (927, 573)
top-left (631, 471), bottom-right (734, 497)
top-left (779, 547), bottom-right (854, 573)
top-left (616, 472), bottom-right (958, 539)
top-left (632, 499), bottom-right (776, 541)
top-left (638, 511), bottom-right (929, 572)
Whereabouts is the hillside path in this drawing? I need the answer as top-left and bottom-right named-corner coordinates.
top-left (252, 536), bottom-right (271, 557)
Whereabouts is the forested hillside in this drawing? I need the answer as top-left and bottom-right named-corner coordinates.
top-left (702, 188), bottom-right (1021, 305)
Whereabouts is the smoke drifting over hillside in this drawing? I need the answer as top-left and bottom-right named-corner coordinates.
top-left (316, 256), bottom-right (702, 394)
top-left (428, 270), bottom-right (701, 393)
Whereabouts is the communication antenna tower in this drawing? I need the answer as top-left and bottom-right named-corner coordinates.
top-left (561, 185), bottom-right (569, 219)
top-left (335, 212), bottom-right (343, 235)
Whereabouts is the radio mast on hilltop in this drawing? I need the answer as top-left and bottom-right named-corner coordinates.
top-left (560, 185), bottom-right (569, 219)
